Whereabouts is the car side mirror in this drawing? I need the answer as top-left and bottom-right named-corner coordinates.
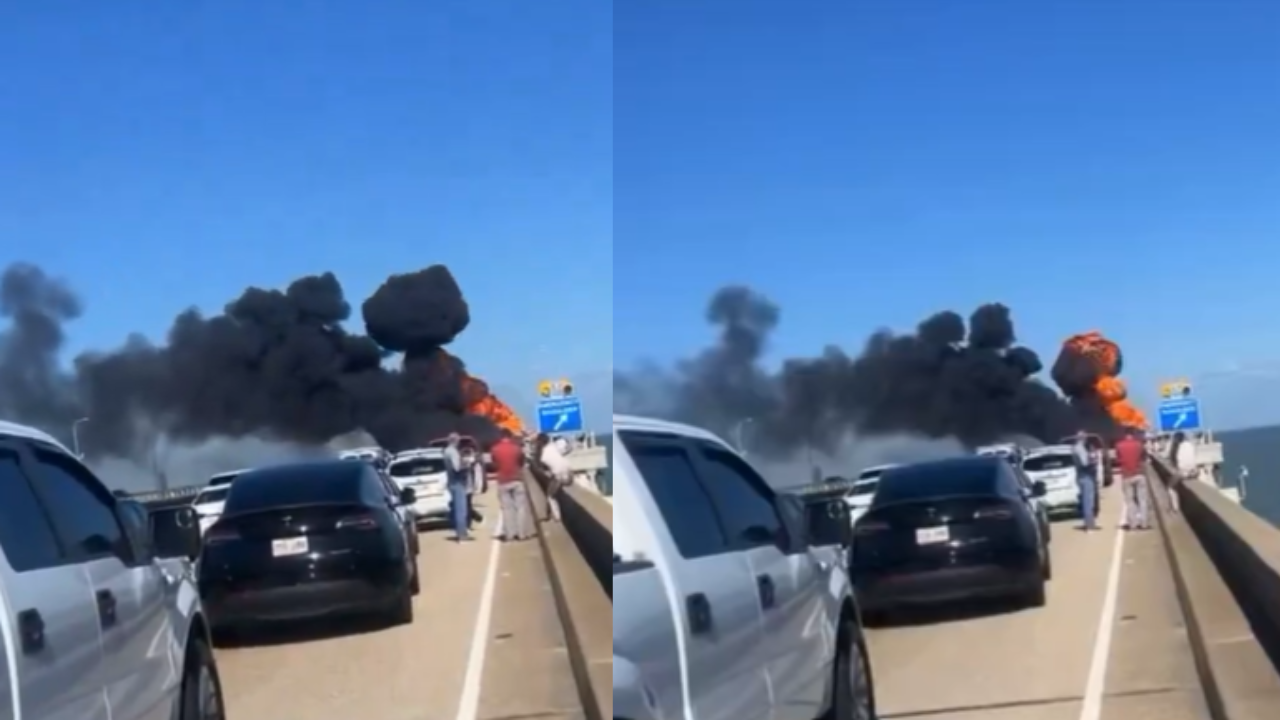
top-left (173, 507), bottom-right (203, 560)
top-left (399, 487), bottom-right (417, 505)
top-left (1032, 481), bottom-right (1048, 498)
top-left (117, 500), bottom-right (154, 562)
top-left (805, 499), bottom-right (853, 548)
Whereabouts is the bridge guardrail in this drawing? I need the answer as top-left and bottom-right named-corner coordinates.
top-left (1149, 455), bottom-right (1280, 718)
top-left (525, 466), bottom-right (611, 720)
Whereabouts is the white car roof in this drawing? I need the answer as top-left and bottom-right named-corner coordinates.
top-left (613, 413), bottom-right (735, 448)
top-left (0, 419), bottom-right (76, 456)
top-left (1025, 444), bottom-right (1074, 456)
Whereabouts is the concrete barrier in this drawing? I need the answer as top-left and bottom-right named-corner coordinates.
top-left (1149, 456), bottom-right (1280, 718)
top-left (525, 468), bottom-right (612, 720)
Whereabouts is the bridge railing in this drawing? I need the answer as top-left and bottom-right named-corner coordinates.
top-left (1148, 455), bottom-right (1280, 716)
top-left (525, 465), bottom-right (611, 720)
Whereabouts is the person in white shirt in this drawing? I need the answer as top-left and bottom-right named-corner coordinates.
top-left (1171, 433), bottom-right (1197, 515)
top-left (537, 433), bottom-right (571, 522)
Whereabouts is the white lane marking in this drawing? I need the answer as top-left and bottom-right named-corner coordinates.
top-left (455, 518), bottom-right (504, 720)
top-left (1079, 499), bottom-right (1127, 720)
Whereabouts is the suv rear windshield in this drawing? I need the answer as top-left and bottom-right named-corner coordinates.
top-left (222, 462), bottom-right (362, 513)
top-left (873, 459), bottom-right (998, 505)
top-left (1023, 454), bottom-right (1075, 472)
top-left (389, 457), bottom-right (447, 477)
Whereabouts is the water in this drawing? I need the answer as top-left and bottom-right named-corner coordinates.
top-left (1219, 425), bottom-right (1280, 525)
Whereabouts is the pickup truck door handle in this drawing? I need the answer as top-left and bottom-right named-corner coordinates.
top-left (96, 589), bottom-right (118, 629)
top-left (17, 608), bottom-right (45, 655)
top-left (686, 593), bottom-right (713, 635)
top-left (756, 575), bottom-right (776, 610)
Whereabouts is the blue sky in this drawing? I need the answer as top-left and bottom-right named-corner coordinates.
top-left (0, 2), bottom-right (612, 426)
top-left (616, 0), bottom-right (1280, 429)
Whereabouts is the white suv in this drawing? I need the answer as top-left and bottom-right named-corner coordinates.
top-left (612, 414), bottom-right (876, 720)
top-left (387, 449), bottom-right (451, 524)
top-left (0, 419), bottom-right (224, 719)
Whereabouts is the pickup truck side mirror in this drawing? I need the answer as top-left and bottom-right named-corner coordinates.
top-left (173, 507), bottom-right (203, 560)
top-left (399, 487), bottom-right (417, 505)
top-left (116, 499), bottom-right (155, 563)
top-left (1031, 481), bottom-right (1048, 498)
top-left (806, 498), bottom-right (853, 548)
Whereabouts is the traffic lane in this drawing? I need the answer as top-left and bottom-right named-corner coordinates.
top-left (214, 495), bottom-right (503, 720)
top-left (1099, 473), bottom-right (1207, 720)
top-left (477, 521), bottom-right (584, 719)
top-left (867, 485), bottom-right (1122, 719)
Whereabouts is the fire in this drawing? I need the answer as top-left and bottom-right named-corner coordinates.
top-left (1059, 331), bottom-right (1148, 430)
top-left (436, 352), bottom-right (524, 434)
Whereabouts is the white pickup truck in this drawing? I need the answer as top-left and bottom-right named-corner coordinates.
top-left (612, 414), bottom-right (877, 720)
top-left (0, 419), bottom-right (223, 720)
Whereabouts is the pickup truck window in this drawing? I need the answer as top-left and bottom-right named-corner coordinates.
top-left (622, 434), bottom-right (731, 559)
top-left (693, 443), bottom-right (786, 549)
top-left (0, 448), bottom-right (65, 571)
top-left (29, 446), bottom-right (136, 565)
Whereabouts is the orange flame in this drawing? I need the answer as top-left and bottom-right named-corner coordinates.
top-left (1061, 331), bottom-right (1147, 430)
top-left (445, 353), bottom-right (524, 434)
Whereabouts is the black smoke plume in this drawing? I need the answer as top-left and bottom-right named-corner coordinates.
top-left (0, 262), bottom-right (501, 459)
top-left (615, 286), bottom-right (1120, 459)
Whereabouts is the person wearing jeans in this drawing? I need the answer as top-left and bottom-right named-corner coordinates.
top-left (1073, 431), bottom-right (1099, 531)
top-left (443, 433), bottom-right (471, 542)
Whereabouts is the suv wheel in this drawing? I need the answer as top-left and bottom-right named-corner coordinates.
top-left (821, 624), bottom-right (876, 720)
top-left (179, 634), bottom-right (226, 720)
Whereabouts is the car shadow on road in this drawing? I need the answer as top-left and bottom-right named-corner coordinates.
top-left (214, 611), bottom-right (398, 649)
top-left (863, 594), bottom-right (1037, 629)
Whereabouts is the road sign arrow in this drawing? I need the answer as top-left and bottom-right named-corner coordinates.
top-left (1174, 412), bottom-right (1188, 428)
top-left (554, 413), bottom-right (569, 431)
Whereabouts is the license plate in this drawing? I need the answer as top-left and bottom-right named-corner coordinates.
top-left (915, 526), bottom-right (950, 545)
top-left (271, 537), bottom-right (308, 557)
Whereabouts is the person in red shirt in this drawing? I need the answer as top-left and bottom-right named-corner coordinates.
top-left (1114, 430), bottom-right (1149, 530)
top-left (490, 431), bottom-right (532, 541)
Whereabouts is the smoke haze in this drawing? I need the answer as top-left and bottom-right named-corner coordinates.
top-left (615, 285), bottom-right (1122, 470)
top-left (0, 262), bottom-right (510, 487)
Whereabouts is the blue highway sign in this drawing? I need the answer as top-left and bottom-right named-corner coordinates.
top-left (1157, 397), bottom-right (1201, 433)
top-left (537, 397), bottom-right (584, 434)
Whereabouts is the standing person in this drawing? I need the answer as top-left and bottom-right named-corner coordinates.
top-left (491, 431), bottom-right (532, 541)
top-left (442, 433), bottom-right (471, 542)
top-left (462, 447), bottom-right (485, 530)
top-left (1073, 430), bottom-right (1099, 531)
top-left (1171, 432), bottom-right (1196, 515)
top-left (537, 433), bottom-right (571, 522)
top-left (1115, 430), bottom-right (1149, 530)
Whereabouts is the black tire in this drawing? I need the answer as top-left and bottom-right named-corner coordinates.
top-left (387, 587), bottom-right (414, 626)
top-left (1042, 545), bottom-right (1053, 581)
top-left (179, 633), bottom-right (226, 720)
top-left (820, 623), bottom-right (876, 720)
top-left (410, 561), bottom-right (421, 595)
top-left (1024, 579), bottom-right (1047, 608)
